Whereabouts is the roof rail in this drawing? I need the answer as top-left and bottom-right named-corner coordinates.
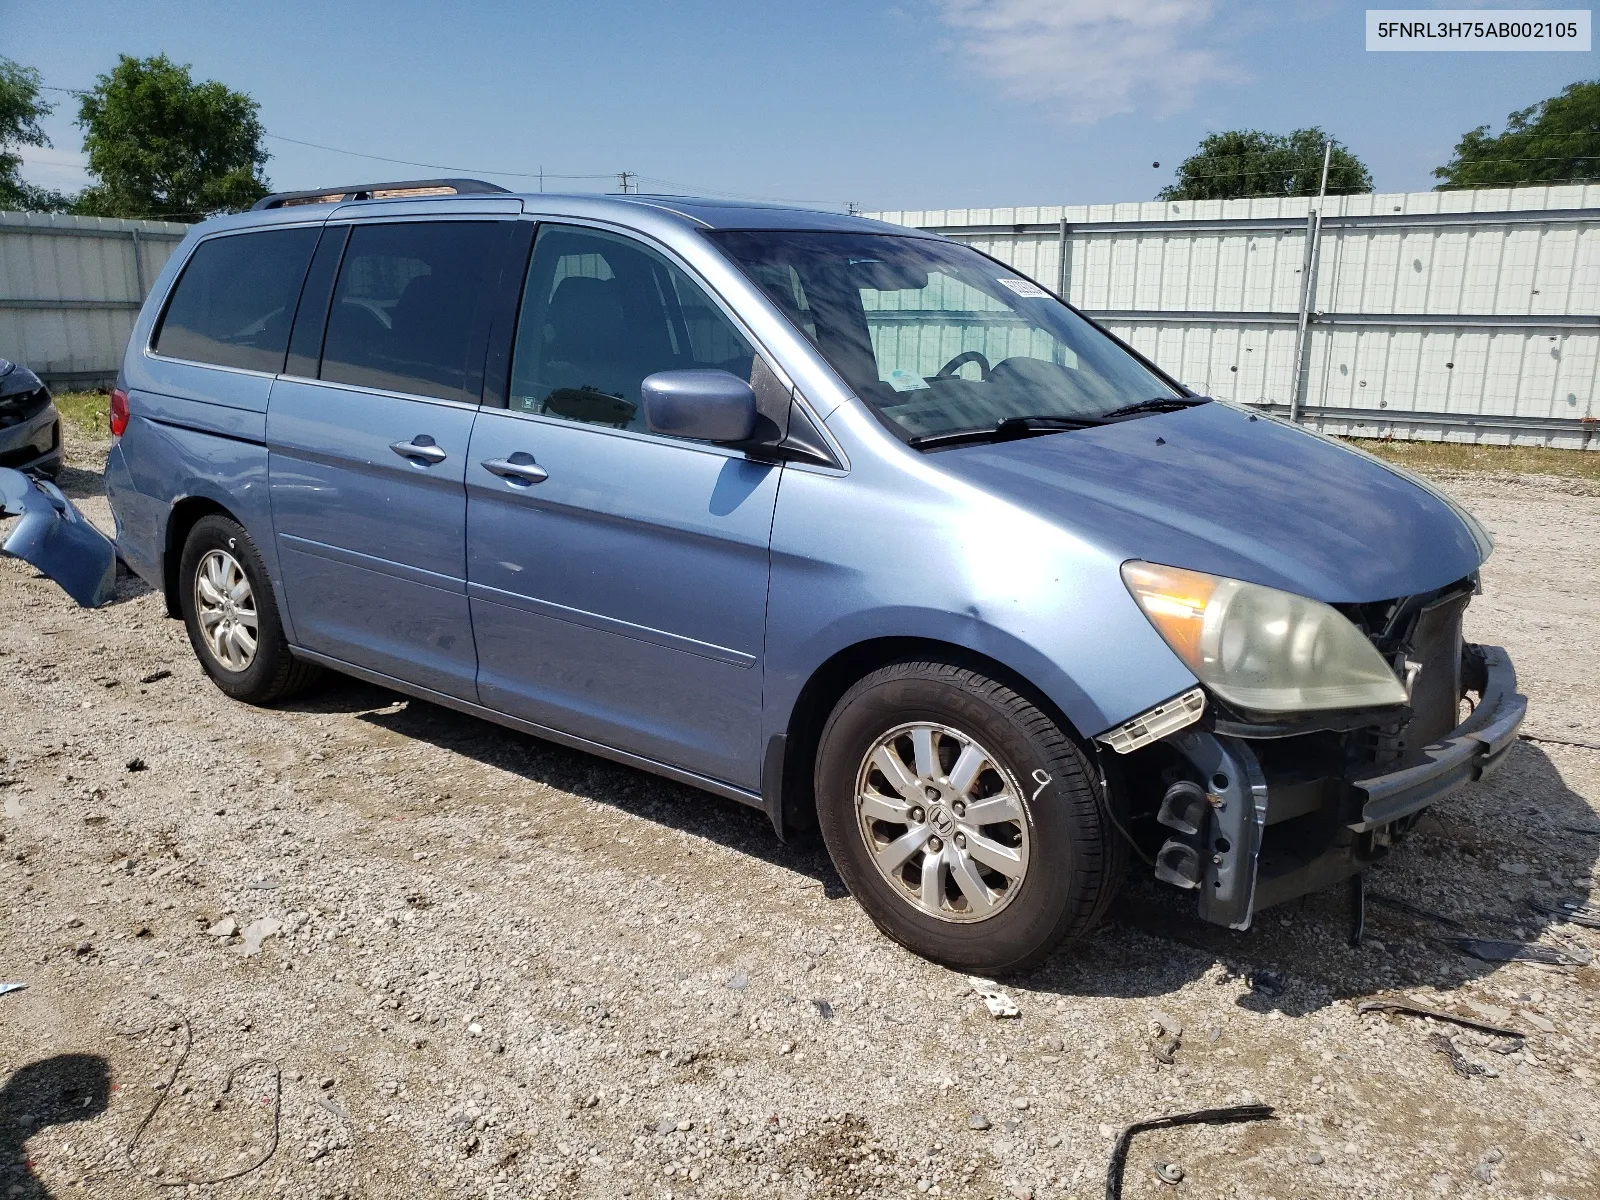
top-left (250, 178), bottom-right (511, 211)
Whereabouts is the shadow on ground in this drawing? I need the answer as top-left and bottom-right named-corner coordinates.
top-left (279, 675), bottom-right (1596, 1010)
top-left (0, 1054), bottom-right (110, 1199)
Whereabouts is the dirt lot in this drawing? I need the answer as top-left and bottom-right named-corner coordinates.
top-left (3, 427), bottom-right (1599, 1200)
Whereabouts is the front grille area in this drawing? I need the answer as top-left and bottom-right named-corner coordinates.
top-left (1336, 577), bottom-right (1475, 770)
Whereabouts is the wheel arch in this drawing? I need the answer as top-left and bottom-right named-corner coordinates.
top-left (769, 635), bottom-right (1099, 841)
top-left (161, 495), bottom-right (237, 617)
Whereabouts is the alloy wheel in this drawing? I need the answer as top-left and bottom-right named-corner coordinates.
top-left (194, 548), bottom-right (258, 672)
top-left (854, 722), bottom-right (1030, 922)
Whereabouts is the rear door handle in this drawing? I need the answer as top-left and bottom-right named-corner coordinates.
top-left (390, 437), bottom-right (447, 465)
top-left (481, 454), bottom-right (549, 486)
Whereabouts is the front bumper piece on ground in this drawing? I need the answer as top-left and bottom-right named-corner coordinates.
top-left (0, 466), bottom-right (117, 608)
top-left (1158, 644), bottom-right (1525, 930)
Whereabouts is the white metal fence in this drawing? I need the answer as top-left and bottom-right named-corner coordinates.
top-left (0, 212), bottom-right (187, 390)
top-left (870, 185), bottom-right (1600, 449)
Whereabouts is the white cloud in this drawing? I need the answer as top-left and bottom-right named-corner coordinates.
top-left (19, 146), bottom-right (93, 193)
top-left (936, 0), bottom-right (1242, 123)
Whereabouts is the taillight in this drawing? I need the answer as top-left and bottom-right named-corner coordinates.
top-left (109, 388), bottom-right (129, 438)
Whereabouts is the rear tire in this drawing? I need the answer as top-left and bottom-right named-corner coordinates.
top-left (815, 660), bottom-right (1124, 974)
top-left (178, 514), bottom-right (320, 704)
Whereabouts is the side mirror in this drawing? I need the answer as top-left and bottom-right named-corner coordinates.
top-left (641, 370), bottom-right (758, 444)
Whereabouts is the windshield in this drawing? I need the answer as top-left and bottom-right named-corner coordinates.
top-left (708, 230), bottom-right (1183, 443)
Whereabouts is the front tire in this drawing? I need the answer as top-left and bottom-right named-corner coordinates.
top-left (815, 661), bottom-right (1124, 974)
top-left (178, 514), bottom-right (320, 704)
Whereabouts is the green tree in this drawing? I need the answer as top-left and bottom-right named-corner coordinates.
top-left (1159, 128), bottom-right (1372, 201)
top-left (1435, 79), bottom-right (1600, 190)
top-left (0, 56), bottom-right (74, 212)
top-left (74, 54), bottom-right (268, 221)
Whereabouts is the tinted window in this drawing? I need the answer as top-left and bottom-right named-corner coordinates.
top-left (509, 225), bottom-right (753, 431)
top-left (321, 221), bottom-right (504, 403)
top-left (154, 228), bottom-right (318, 372)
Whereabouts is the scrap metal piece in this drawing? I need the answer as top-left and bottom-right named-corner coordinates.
top-left (0, 467), bottom-right (117, 607)
top-left (969, 977), bottom-right (1020, 1019)
top-left (1434, 935), bottom-right (1593, 967)
top-left (1105, 1105), bottom-right (1274, 1200)
top-left (1348, 872), bottom-right (1365, 948)
top-left (1528, 897), bottom-right (1600, 930)
top-left (1357, 999), bottom-right (1524, 1042)
top-left (1367, 891), bottom-right (1468, 931)
top-left (0, 982), bottom-right (26, 998)
top-left (1428, 1032), bottom-right (1489, 1078)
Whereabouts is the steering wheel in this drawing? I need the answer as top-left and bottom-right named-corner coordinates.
top-left (935, 350), bottom-right (992, 381)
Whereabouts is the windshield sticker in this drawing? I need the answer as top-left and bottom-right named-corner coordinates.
top-left (996, 278), bottom-right (1049, 298)
top-left (885, 368), bottom-right (931, 392)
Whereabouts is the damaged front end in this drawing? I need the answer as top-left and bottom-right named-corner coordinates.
top-left (1104, 577), bottom-right (1527, 929)
top-left (0, 466), bottom-right (118, 608)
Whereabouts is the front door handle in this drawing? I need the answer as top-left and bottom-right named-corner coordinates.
top-left (482, 454), bottom-right (549, 486)
top-left (391, 436), bottom-right (447, 465)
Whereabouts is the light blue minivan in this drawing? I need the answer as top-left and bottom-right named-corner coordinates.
top-left (83, 179), bottom-right (1524, 971)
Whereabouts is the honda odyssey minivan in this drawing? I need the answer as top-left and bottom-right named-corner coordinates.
top-left (88, 178), bottom-right (1524, 972)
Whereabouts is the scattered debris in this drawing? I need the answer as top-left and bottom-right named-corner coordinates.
top-left (810, 998), bottom-right (833, 1019)
top-left (1520, 731), bottom-right (1600, 752)
top-left (0, 982), bottom-right (25, 998)
top-left (124, 757), bottom-right (147, 772)
top-left (725, 971), bottom-right (748, 991)
top-left (969, 977), bottom-right (1021, 1019)
top-left (1529, 897), bottom-right (1600, 930)
top-left (1148, 1012), bottom-right (1182, 1065)
top-left (1105, 1105), bottom-right (1274, 1200)
top-left (1357, 999), bottom-right (1525, 1043)
top-left (1561, 824), bottom-right (1600, 837)
top-left (1152, 1161), bottom-right (1184, 1185)
top-left (1475, 1148), bottom-right (1504, 1184)
top-left (238, 916), bottom-right (284, 957)
top-left (206, 917), bottom-right (238, 938)
top-left (244, 879), bottom-right (280, 891)
top-left (138, 669), bottom-right (172, 684)
top-left (1348, 872), bottom-right (1365, 947)
top-left (1434, 936), bottom-right (1592, 966)
top-left (1246, 969), bottom-right (1286, 997)
top-left (967, 1113), bottom-right (991, 1131)
top-left (1429, 1032), bottom-right (1490, 1078)
top-left (126, 1007), bottom-right (282, 1187)
top-left (1368, 892), bottom-right (1468, 931)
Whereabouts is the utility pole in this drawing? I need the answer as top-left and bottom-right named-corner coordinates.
top-left (538, 165), bottom-right (544, 193)
top-left (617, 171), bottom-right (634, 195)
top-left (846, 201), bottom-right (859, 216)
top-left (1289, 139), bottom-right (1334, 425)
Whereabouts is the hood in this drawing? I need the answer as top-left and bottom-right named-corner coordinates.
top-left (936, 402), bottom-right (1485, 603)
top-left (0, 359), bottom-right (43, 400)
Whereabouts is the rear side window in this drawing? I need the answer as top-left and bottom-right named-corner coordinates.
top-left (154, 228), bottom-right (319, 372)
top-left (320, 221), bottom-right (504, 403)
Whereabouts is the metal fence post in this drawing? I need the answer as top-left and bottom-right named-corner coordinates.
top-left (1289, 210), bottom-right (1319, 423)
top-left (1057, 219), bottom-right (1071, 300)
top-left (131, 228), bottom-right (146, 301)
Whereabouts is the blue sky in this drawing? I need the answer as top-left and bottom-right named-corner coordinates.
top-left (8, 0), bottom-right (1596, 212)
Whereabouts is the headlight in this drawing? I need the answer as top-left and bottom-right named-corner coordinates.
top-left (1122, 561), bottom-right (1408, 714)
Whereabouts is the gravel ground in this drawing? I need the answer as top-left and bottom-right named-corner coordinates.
top-left (2, 430), bottom-right (1599, 1200)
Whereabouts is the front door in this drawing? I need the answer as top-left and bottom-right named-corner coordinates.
top-left (466, 223), bottom-right (780, 789)
top-left (268, 218), bottom-right (511, 699)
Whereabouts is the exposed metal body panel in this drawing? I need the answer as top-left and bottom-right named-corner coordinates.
top-left (870, 185), bottom-right (1600, 449)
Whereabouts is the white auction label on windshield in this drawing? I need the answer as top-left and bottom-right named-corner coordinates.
top-left (996, 278), bottom-right (1050, 298)
top-left (1367, 10), bottom-right (1590, 50)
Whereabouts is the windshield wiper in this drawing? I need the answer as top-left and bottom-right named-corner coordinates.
top-left (1099, 395), bottom-right (1211, 421)
top-left (908, 414), bottom-right (1106, 450)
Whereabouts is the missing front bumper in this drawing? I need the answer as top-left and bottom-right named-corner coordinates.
top-left (1155, 643), bottom-right (1525, 929)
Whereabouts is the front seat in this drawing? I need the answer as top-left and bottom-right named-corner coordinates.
top-left (537, 276), bottom-right (641, 427)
